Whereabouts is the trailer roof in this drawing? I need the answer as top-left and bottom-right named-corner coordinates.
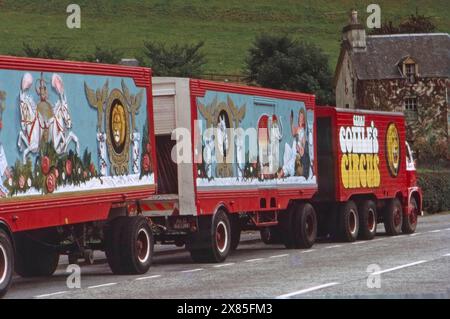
top-left (317, 105), bottom-right (404, 117)
top-left (0, 55), bottom-right (151, 87)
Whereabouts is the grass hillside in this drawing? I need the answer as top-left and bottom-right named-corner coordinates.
top-left (0, 0), bottom-right (448, 74)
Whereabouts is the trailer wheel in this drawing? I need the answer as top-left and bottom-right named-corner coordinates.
top-left (120, 216), bottom-right (154, 274)
top-left (104, 216), bottom-right (128, 274)
top-left (0, 229), bottom-right (13, 298)
top-left (190, 209), bottom-right (231, 263)
top-left (292, 203), bottom-right (317, 249)
top-left (338, 201), bottom-right (359, 242)
top-left (14, 233), bottom-right (59, 278)
top-left (230, 216), bottom-right (241, 251)
top-left (358, 200), bottom-right (377, 240)
top-left (279, 206), bottom-right (296, 249)
top-left (384, 198), bottom-right (403, 236)
top-left (260, 227), bottom-right (283, 245)
top-left (402, 197), bottom-right (418, 234)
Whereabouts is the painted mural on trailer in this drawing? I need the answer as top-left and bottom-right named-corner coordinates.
top-left (195, 90), bottom-right (316, 188)
top-left (0, 70), bottom-right (153, 198)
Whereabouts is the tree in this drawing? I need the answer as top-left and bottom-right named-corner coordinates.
top-left (20, 42), bottom-right (71, 60)
top-left (244, 34), bottom-right (334, 105)
top-left (85, 46), bottom-right (123, 64)
top-left (141, 41), bottom-right (206, 77)
top-left (369, 12), bottom-right (436, 35)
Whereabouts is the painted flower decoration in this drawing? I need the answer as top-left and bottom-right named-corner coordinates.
top-left (46, 173), bottom-right (56, 193)
top-left (89, 163), bottom-right (95, 176)
top-left (41, 156), bottom-right (50, 175)
top-left (142, 154), bottom-right (151, 172)
top-left (65, 160), bottom-right (72, 176)
top-left (18, 175), bottom-right (25, 189)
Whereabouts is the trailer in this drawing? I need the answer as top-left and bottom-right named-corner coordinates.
top-left (146, 77), bottom-right (422, 262)
top-left (0, 56), bottom-right (157, 296)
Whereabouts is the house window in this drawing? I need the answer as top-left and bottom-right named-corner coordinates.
top-left (404, 97), bottom-right (418, 122)
top-left (404, 97), bottom-right (417, 112)
top-left (405, 63), bottom-right (416, 83)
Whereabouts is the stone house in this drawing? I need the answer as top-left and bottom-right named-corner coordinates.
top-left (334, 10), bottom-right (450, 152)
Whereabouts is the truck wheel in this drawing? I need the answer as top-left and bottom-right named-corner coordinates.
top-left (338, 201), bottom-right (359, 242)
top-left (190, 209), bottom-right (231, 263)
top-left (260, 227), bottom-right (282, 244)
top-left (0, 229), bottom-right (13, 298)
top-left (384, 198), bottom-right (403, 236)
top-left (14, 233), bottom-right (60, 278)
top-left (230, 217), bottom-right (241, 251)
top-left (292, 203), bottom-right (317, 249)
top-left (402, 197), bottom-right (418, 234)
top-left (104, 216), bottom-right (128, 274)
top-left (358, 200), bottom-right (377, 240)
top-left (279, 206), bottom-right (296, 249)
top-left (120, 216), bottom-right (153, 274)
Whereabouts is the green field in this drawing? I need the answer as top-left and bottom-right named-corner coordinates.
top-left (0, 0), bottom-right (448, 74)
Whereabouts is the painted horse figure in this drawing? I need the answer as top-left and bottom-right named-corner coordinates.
top-left (51, 74), bottom-right (80, 154)
top-left (18, 73), bottom-right (43, 163)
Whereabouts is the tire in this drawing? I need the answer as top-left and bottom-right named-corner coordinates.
top-left (230, 217), bottom-right (241, 251)
top-left (384, 198), bottom-right (403, 236)
top-left (105, 216), bottom-right (153, 275)
top-left (0, 229), bottom-right (14, 298)
top-left (292, 203), bottom-right (317, 249)
top-left (402, 197), bottom-right (418, 234)
top-left (14, 232), bottom-right (60, 278)
top-left (104, 216), bottom-right (128, 274)
top-left (260, 227), bottom-right (283, 245)
top-left (190, 209), bottom-right (231, 263)
top-left (279, 206), bottom-right (296, 249)
top-left (358, 200), bottom-right (377, 240)
top-left (120, 216), bottom-right (154, 274)
top-left (338, 201), bottom-right (359, 242)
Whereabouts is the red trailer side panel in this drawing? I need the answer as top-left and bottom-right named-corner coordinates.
top-left (190, 79), bottom-right (318, 215)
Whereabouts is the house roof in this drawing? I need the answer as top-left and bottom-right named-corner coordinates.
top-left (349, 33), bottom-right (450, 80)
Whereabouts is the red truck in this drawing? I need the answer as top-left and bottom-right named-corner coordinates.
top-left (0, 59), bottom-right (421, 297)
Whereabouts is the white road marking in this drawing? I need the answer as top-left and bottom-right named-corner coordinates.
top-left (34, 291), bottom-right (67, 298)
top-left (371, 238), bottom-right (385, 242)
top-left (429, 230), bottom-right (441, 233)
top-left (372, 260), bottom-right (428, 275)
top-left (213, 263), bottom-right (235, 268)
top-left (180, 268), bottom-right (204, 273)
top-left (409, 233), bottom-right (419, 237)
top-left (135, 275), bottom-right (161, 281)
top-left (443, 253), bottom-right (450, 257)
top-left (445, 228), bottom-right (450, 231)
top-left (301, 249), bottom-right (316, 253)
top-left (244, 258), bottom-right (264, 263)
top-left (277, 282), bottom-right (340, 299)
top-left (351, 241), bottom-right (367, 245)
top-left (88, 283), bottom-right (117, 289)
top-left (325, 245), bottom-right (342, 249)
top-left (269, 254), bottom-right (289, 258)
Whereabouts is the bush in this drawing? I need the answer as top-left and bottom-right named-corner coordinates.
top-left (19, 42), bottom-right (71, 60)
top-left (140, 41), bottom-right (206, 77)
top-left (417, 170), bottom-right (450, 214)
top-left (85, 46), bottom-right (123, 64)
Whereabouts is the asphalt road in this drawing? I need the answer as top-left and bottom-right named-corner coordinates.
top-left (5, 213), bottom-right (450, 299)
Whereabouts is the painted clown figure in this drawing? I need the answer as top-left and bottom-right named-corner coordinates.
top-left (278, 108), bottom-right (310, 179)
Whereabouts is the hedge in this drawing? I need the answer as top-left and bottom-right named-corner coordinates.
top-left (417, 170), bottom-right (450, 214)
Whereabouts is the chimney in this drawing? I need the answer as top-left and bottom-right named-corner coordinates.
top-left (342, 9), bottom-right (366, 51)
